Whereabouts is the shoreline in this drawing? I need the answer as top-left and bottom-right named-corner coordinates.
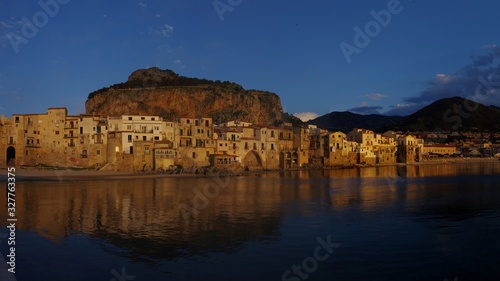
top-left (0, 158), bottom-right (498, 182)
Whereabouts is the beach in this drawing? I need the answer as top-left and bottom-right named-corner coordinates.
top-left (0, 157), bottom-right (497, 182)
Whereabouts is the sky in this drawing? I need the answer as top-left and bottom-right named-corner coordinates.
top-left (1, 0), bottom-right (500, 121)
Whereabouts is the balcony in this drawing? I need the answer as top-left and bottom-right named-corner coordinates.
top-left (134, 129), bottom-right (154, 134)
top-left (64, 135), bottom-right (78, 139)
top-left (26, 143), bottom-right (41, 148)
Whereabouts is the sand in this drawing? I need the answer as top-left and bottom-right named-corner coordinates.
top-left (0, 158), bottom-right (498, 182)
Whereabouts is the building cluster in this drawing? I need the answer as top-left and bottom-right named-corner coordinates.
top-left (3, 107), bottom-right (490, 172)
top-left (418, 131), bottom-right (500, 158)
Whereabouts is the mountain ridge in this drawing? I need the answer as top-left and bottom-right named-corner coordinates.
top-left (85, 67), bottom-right (295, 125)
top-left (308, 97), bottom-right (500, 132)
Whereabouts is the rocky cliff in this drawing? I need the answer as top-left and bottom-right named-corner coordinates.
top-left (85, 68), bottom-right (285, 125)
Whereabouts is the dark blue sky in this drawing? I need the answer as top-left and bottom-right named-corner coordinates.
top-left (1, 0), bottom-right (500, 121)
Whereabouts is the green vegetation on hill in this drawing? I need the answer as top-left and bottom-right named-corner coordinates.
top-left (88, 67), bottom-right (243, 100)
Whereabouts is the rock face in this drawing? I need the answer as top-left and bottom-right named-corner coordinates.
top-left (85, 68), bottom-right (284, 125)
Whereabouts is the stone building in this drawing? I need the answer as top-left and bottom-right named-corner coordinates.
top-left (422, 144), bottom-right (457, 158)
top-left (177, 117), bottom-right (214, 168)
top-left (292, 127), bottom-right (311, 167)
top-left (347, 128), bottom-right (377, 165)
top-left (397, 134), bottom-right (423, 163)
top-left (1, 108), bottom-right (107, 167)
top-left (374, 133), bottom-right (397, 164)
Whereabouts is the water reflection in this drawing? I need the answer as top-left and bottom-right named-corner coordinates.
top-left (0, 162), bottom-right (499, 264)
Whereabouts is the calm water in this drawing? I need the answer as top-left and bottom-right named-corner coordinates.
top-left (1, 162), bottom-right (500, 281)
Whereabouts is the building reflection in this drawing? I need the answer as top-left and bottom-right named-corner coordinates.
top-left (0, 162), bottom-right (498, 263)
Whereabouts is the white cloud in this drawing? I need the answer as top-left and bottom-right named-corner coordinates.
top-left (365, 93), bottom-right (387, 100)
top-left (138, 2), bottom-right (148, 10)
top-left (434, 73), bottom-right (454, 84)
top-left (293, 112), bottom-right (319, 122)
top-left (173, 59), bottom-right (181, 64)
top-left (150, 24), bottom-right (174, 37)
top-left (482, 44), bottom-right (497, 49)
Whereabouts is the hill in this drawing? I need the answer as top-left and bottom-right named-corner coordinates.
top-left (308, 97), bottom-right (500, 132)
top-left (398, 96), bottom-right (500, 131)
top-left (85, 67), bottom-right (288, 125)
top-left (307, 111), bottom-right (403, 133)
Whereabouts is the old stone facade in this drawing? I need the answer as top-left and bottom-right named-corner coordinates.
top-left (0, 107), bottom-right (426, 171)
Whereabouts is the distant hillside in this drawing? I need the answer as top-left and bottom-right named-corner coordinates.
top-left (308, 97), bottom-right (500, 132)
top-left (307, 111), bottom-right (403, 133)
top-left (86, 67), bottom-right (287, 125)
top-left (399, 97), bottom-right (500, 131)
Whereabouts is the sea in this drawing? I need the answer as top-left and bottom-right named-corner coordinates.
top-left (1, 162), bottom-right (500, 281)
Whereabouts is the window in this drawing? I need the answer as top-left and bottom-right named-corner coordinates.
top-left (192, 152), bottom-right (196, 158)
top-left (15, 117), bottom-right (19, 123)
top-left (271, 144), bottom-right (275, 150)
top-left (205, 120), bottom-right (209, 127)
top-left (55, 131), bottom-right (60, 135)
top-left (82, 150), bottom-right (88, 158)
top-left (144, 146), bottom-right (150, 154)
top-left (195, 120), bottom-right (199, 126)
top-left (128, 135), bottom-right (132, 143)
top-left (97, 150), bottom-right (101, 155)
top-left (143, 136), bottom-right (146, 141)
top-left (271, 131), bottom-right (275, 138)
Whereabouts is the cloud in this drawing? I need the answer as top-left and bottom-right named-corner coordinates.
top-left (404, 45), bottom-right (500, 106)
top-left (138, 2), bottom-right (148, 10)
top-left (150, 24), bottom-right (174, 37)
top-left (365, 93), bottom-right (387, 100)
top-left (348, 102), bottom-right (383, 115)
top-left (384, 103), bottom-right (421, 116)
top-left (173, 59), bottom-right (181, 64)
top-left (293, 112), bottom-right (319, 122)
